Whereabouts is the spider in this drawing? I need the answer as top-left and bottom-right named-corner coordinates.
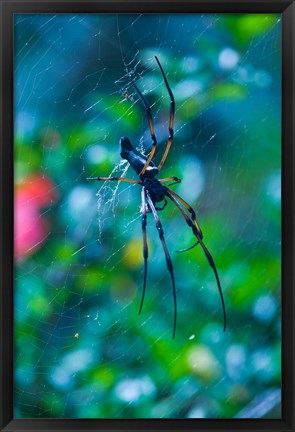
top-left (88, 56), bottom-right (226, 338)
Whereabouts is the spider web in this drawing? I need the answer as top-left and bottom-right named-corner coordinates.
top-left (14, 13), bottom-right (281, 419)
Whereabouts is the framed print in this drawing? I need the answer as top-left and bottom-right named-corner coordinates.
top-left (0, 1), bottom-right (294, 431)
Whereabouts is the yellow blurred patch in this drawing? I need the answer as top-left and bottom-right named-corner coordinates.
top-left (187, 345), bottom-right (221, 382)
top-left (122, 238), bottom-right (143, 269)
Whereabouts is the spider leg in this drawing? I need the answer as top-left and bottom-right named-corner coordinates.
top-left (87, 176), bottom-right (141, 185)
top-left (159, 176), bottom-right (181, 187)
top-left (165, 190), bottom-right (200, 252)
top-left (176, 241), bottom-right (200, 253)
top-left (145, 190), bottom-right (177, 339)
top-left (166, 188), bottom-right (203, 239)
top-left (155, 199), bottom-right (167, 211)
top-left (166, 190), bottom-right (226, 332)
top-left (155, 56), bottom-right (175, 172)
top-left (139, 187), bottom-right (149, 315)
top-left (131, 80), bottom-right (157, 178)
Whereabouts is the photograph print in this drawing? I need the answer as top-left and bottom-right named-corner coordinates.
top-left (14, 12), bottom-right (281, 419)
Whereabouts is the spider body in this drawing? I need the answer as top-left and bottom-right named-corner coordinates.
top-left (142, 177), bottom-right (167, 204)
top-left (120, 136), bottom-right (158, 178)
top-left (88, 56), bottom-right (226, 338)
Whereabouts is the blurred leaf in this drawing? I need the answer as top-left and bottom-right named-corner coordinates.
top-left (219, 14), bottom-right (279, 45)
top-left (212, 83), bottom-right (247, 100)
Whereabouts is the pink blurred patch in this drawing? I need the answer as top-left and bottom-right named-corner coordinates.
top-left (15, 175), bottom-right (58, 260)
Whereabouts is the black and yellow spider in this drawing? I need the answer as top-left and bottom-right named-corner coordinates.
top-left (88, 56), bottom-right (226, 338)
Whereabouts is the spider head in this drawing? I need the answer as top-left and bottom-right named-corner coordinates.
top-left (120, 137), bottom-right (133, 159)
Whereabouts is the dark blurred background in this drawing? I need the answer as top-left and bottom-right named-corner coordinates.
top-left (14, 13), bottom-right (281, 419)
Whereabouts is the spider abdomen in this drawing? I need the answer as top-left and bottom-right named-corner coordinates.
top-left (120, 137), bottom-right (158, 178)
top-left (143, 177), bottom-right (166, 203)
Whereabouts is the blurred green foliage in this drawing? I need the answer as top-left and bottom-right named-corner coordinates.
top-left (14, 13), bottom-right (281, 419)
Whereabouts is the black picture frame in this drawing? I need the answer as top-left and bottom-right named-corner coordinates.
top-left (0, 0), bottom-right (294, 431)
